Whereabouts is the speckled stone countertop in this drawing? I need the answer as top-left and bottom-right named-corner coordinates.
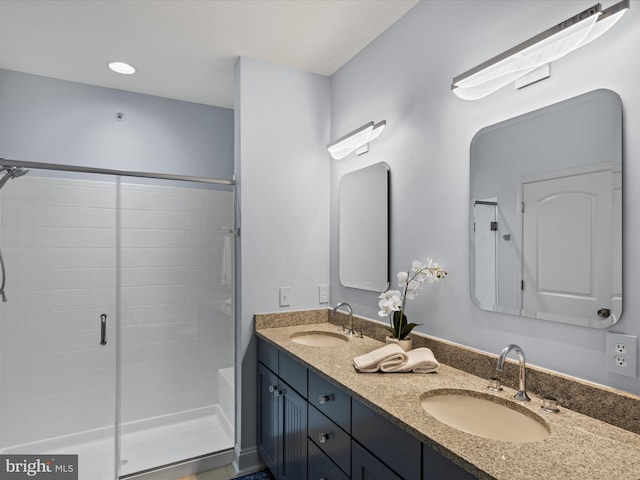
top-left (256, 319), bottom-right (640, 480)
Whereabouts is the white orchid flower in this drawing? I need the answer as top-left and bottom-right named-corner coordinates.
top-left (377, 289), bottom-right (403, 316)
top-left (379, 258), bottom-right (447, 340)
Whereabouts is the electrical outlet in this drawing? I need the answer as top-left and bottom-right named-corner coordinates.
top-left (606, 332), bottom-right (637, 378)
top-left (614, 356), bottom-right (628, 368)
top-left (615, 343), bottom-right (627, 354)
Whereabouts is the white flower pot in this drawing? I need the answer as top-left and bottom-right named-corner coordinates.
top-left (385, 336), bottom-right (413, 352)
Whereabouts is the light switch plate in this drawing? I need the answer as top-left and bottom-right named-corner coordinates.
top-left (279, 287), bottom-right (291, 307)
top-left (319, 284), bottom-right (330, 304)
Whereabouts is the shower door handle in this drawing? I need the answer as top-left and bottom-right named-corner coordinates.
top-left (100, 314), bottom-right (107, 346)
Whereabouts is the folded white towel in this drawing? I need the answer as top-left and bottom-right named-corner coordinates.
top-left (381, 347), bottom-right (440, 373)
top-left (353, 344), bottom-right (408, 373)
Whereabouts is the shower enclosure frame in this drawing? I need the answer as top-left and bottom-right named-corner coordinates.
top-left (0, 157), bottom-right (237, 479)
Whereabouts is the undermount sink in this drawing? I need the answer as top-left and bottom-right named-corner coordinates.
top-left (290, 331), bottom-right (349, 347)
top-left (420, 389), bottom-right (550, 443)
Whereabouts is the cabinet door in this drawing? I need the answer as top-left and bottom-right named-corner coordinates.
top-left (281, 384), bottom-right (308, 480)
top-left (258, 363), bottom-right (281, 478)
top-left (352, 441), bottom-right (403, 480)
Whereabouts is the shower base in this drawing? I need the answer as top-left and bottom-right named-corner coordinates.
top-left (0, 405), bottom-right (234, 480)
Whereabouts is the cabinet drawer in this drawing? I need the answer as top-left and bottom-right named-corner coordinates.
top-left (308, 370), bottom-right (351, 433)
top-left (308, 439), bottom-right (349, 480)
top-left (279, 351), bottom-right (308, 398)
top-left (308, 405), bottom-right (351, 475)
top-left (352, 440), bottom-right (403, 480)
top-left (423, 443), bottom-right (477, 479)
top-left (352, 399), bottom-right (421, 480)
top-left (258, 337), bottom-right (278, 373)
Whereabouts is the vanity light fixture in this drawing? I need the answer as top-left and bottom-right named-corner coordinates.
top-left (108, 61), bottom-right (136, 75)
top-left (452, 0), bottom-right (629, 100)
top-left (327, 121), bottom-right (386, 160)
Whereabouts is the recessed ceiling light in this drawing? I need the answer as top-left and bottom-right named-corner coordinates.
top-left (108, 61), bottom-right (136, 75)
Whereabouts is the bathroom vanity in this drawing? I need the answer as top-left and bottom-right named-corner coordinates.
top-left (257, 336), bottom-right (473, 480)
top-left (256, 313), bottom-right (640, 480)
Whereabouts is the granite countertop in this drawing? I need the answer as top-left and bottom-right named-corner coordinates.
top-left (256, 321), bottom-right (640, 480)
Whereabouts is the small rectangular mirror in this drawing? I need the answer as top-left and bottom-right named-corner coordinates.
top-left (470, 89), bottom-right (622, 328)
top-left (339, 162), bottom-right (389, 291)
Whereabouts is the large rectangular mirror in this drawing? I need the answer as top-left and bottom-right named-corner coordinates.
top-left (339, 162), bottom-right (389, 291)
top-left (470, 89), bottom-right (622, 328)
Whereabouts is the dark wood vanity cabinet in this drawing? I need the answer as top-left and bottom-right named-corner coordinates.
top-left (257, 337), bottom-right (478, 480)
top-left (257, 341), bottom-right (308, 480)
top-left (257, 363), bottom-right (281, 476)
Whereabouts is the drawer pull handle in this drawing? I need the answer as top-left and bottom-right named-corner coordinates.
top-left (318, 432), bottom-right (332, 443)
top-left (318, 394), bottom-right (334, 404)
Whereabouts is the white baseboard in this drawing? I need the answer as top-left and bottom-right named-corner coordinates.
top-left (232, 444), bottom-right (264, 475)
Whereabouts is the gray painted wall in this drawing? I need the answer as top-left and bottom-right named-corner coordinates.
top-left (330, 0), bottom-right (640, 395)
top-left (0, 68), bottom-right (233, 179)
top-left (234, 57), bottom-right (330, 470)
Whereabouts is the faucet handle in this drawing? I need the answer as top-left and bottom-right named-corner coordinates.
top-left (541, 397), bottom-right (560, 413)
top-left (487, 377), bottom-right (503, 392)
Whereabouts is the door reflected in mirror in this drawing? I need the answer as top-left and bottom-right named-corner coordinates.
top-left (470, 89), bottom-right (622, 328)
top-left (339, 162), bottom-right (389, 291)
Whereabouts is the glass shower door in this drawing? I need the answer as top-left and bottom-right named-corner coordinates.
top-left (0, 171), bottom-right (118, 480)
top-left (118, 178), bottom-right (235, 475)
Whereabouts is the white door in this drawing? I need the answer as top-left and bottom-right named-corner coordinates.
top-left (473, 202), bottom-right (497, 309)
top-left (521, 170), bottom-right (612, 323)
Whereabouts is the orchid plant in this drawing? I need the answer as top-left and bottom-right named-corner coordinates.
top-left (378, 258), bottom-right (447, 340)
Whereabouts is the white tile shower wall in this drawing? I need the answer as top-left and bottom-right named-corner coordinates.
top-left (0, 176), bottom-right (234, 449)
top-left (120, 183), bottom-right (234, 423)
top-left (0, 176), bottom-right (117, 448)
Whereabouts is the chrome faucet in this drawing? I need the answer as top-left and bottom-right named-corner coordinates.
top-left (332, 302), bottom-right (354, 336)
top-left (496, 344), bottom-right (531, 401)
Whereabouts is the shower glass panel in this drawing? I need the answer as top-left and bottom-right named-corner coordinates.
top-left (118, 178), bottom-right (235, 475)
top-left (0, 170), bottom-right (118, 480)
top-left (0, 166), bottom-right (235, 479)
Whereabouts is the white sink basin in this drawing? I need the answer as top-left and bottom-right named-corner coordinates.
top-left (421, 389), bottom-right (550, 443)
top-left (290, 331), bottom-right (349, 347)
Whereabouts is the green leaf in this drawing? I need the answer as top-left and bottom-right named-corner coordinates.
top-left (398, 322), bottom-right (421, 340)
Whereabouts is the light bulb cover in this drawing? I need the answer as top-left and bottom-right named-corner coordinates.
top-left (328, 121), bottom-right (386, 159)
top-left (108, 61), bottom-right (136, 75)
top-left (452, 0), bottom-right (628, 100)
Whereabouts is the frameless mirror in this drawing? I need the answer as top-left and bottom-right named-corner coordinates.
top-left (339, 162), bottom-right (389, 291)
top-left (470, 89), bottom-right (622, 328)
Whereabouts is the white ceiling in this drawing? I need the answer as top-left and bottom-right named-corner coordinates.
top-left (0, 0), bottom-right (418, 109)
